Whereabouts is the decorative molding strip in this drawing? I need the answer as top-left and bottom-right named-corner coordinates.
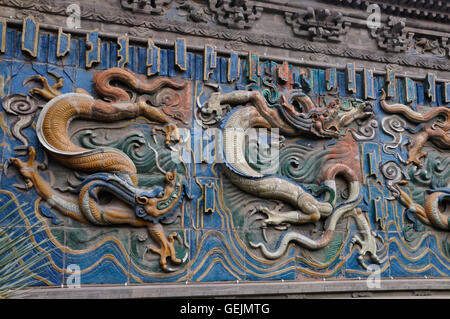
top-left (175, 38), bottom-right (187, 71)
top-left (0, 2), bottom-right (449, 71)
top-left (203, 183), bottom-right (215, 214)
top-left (385, 68), bottom-right (396, 98)
top-left (117, 36), bottom-right (129, 68)
top-left (0, 16), bottom-right (449, 87)
top-left (445, 82), bottom-right (450, 104)
top-left (426, 72), bottom-right (436, 103)
top-left (146, 38), bottom-right (160, 76)
top-left (18, 279), bottom-right (450, 299)
top-left (248, 51), bottom-right (260, 84)
top-left (56, 27), bottom-right (71, 57)
top-left (21, 15), bottom-right (39, 57)
top-left (203, 44), bottom-right (216, 81)
top-left (227, 50), bottom-right (240, 83)
top-left (85, 29), bottom-right (101, 68)
top-left (346, 63), bottom-right (356, 94)
top-left (326, 68), bottom-right (337, 91)
top-left (404, 77), bottom-right (415, 104)
top-left (364, 68), bottom-right (375, 100)
top-left (0, 19), bottom-right (5, 53)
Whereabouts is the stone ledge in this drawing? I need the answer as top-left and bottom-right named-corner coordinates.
top-left (18, 279), bottom-right (450, 299)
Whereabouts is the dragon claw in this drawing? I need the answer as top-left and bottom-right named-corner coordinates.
top-left (27, 74), bottom-right (63, 100)
top-left (153, 124), bottom-right (181, 147)
top-left (144, 231), bottom-right (185, 271)
top-left (350, 231), bottom-right (383, 270)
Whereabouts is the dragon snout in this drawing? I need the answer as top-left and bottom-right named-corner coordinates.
top-left (200, 102), bottom-right (213, 115)
top-left (198, 92), bottom-right (223, 119)
top-left (363, 103), bottom-right (373, 113)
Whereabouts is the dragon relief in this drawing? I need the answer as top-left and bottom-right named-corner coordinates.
top-left (199, 86), bottom-right (383, 268)
top-left (380, 89), bottom-right (450, 231)
top-left (8, 67), bottom-right (191, 271)
top-left (8, 65), bottom-right (447, 274)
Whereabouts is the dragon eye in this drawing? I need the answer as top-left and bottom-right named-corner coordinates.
top-left (136, 196), bottom-right (148, 205)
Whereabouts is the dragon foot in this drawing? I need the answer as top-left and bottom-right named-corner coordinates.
top-left (152, 124), bottom-right (181, 147)
top-left (406, 132), bottom-right (429, 167)
top-left (350, 231), bottom-right (384, 270)
top-left (146, 230), bottom-right (185, 272)
top-left (27, 74), bottom-right (63, 100)
top-left (9, 146), bottom-right (41, 190)
top-left (252, 205), bottom-right (289, 229)
top-left (406, 150), bottom-right (427, 167)
top-left (251, 202), bottom-right (321, 228)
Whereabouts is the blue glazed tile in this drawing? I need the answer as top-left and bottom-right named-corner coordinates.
top-left (126, 45), bottom-right (137, 73)
top-left (99, 42), bottom-right (110, 70)
top-left (63, 38), bottom-right (78, 67)
top-left (137, 46), bottom-right (147, 75)
top-left (219, 57), bottom-right (227, 83)
top-left (47, 65), bottom-right (75, 93)
top-left (388, 232), bottom-right (434, 278)
top-left (189, 229), bottom-right (246, 282)
top-left (168, 49), bottom-right (177, 78)
top-left (427, 233), bottom-right (450, 277)
top-left (47, 35), bottom-right (58, 65)
top-left (63, 227), bottom-right (131, 285)
top-left (194, 54), bottom-right (203, 81)
top-left (435, 83), bottom-right (443, 106)
top-left (10, 62), bottom-right (43, 95)
top-left (75, 69), bottom-right (93, 95)
top-left (78, 39), bottom-right (86, 68)
top-left (159, 49), bottom-right (168, 76)
top-left (0, 60), bottom-right (11, 97)
top-left (416, 82), bottom-right (425, 106)
top-left (3, 30), bottom-right (16, 59)
top-left (14, 32), bottom-right (25, 61)
top-left (237, 59), bottom-right (248, 87)
top-left (35, 34), bottom-right (49, 63)
top-left (317, 69), bottom-right (326, 95)
top-left (295, 231), bottom-right (345, 280)
top-left (182, 52), bottom-right (193, 79)
top-left (5, 225), bottom-right (64, 287)
top-left (355, 72), bottom-right (363, 99)
top-left (337, 71), bottom-right (347, 97)
top-left (244, 228), bottom-right (296, 281)
top-left (109, 42), bottom-right (118, 68)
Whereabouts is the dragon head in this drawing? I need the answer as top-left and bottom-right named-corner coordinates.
top-left (134, 171), bottom-right (182, 222)
top-left (321, 99), bottom-right (373, 135)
